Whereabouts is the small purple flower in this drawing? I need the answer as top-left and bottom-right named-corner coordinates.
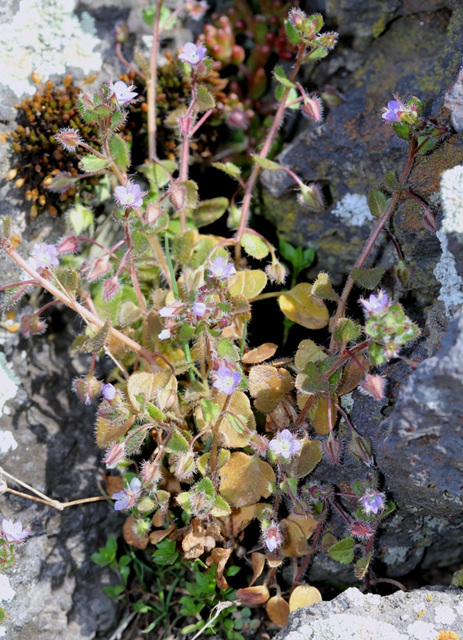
top-left (30, 242), bottom-right (59, 269)
top-left (359, 289), bottom-right (389, 315)
top-left (268, 429), bottom-right (302, 461)
top-left (102, 383), bottom-right (117, 401)
top-left (109, 80), bottom-right (138, 106)
top-left (208, 256), bottom-right (236, 280)
top-left (114, 181), bottom-right (145, 209)
top-left (381, 98), bottom-right (405, 122)
top-left (212, 366), bottom-right (241, 395)
top-left (113, 477), bottom-right (142, 511)
top-left (178, 42), bottom-right (207, 66)
top-left (1, 518), bottom-right (30, 544)
top-left (192, 301), bottom-right (206, 317)
top-left (158, 302), bottom-right (183, 318)
top-left (360, 489), bottom-right (385, 516)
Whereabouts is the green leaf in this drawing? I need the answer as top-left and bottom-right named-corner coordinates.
top-left (251, 155), bottom-right (282, 171)
top-left (274, 85), bottom-right (299, 108)
top-left (125, 425), bottom-right (147, 455)
top-left (165, 431), bottom-right (190, 455)
top-left (328, 537), bottom-right (355, 564)
top-left (192, 197), bottom-right (228, 227)
top-left (367, 189), bottom-right (388, 218)
top-left (2, 216), bottom-right (12, 238)
top-left (296, 361), bottom-right (330, 394)
top-left (138, 160), bottom-right (177, 193)
top-left (152, 539), bottom-right (179, 565)
top-left (109, 134), bottom-right (130, 170)
top-left (54, 266), bottom-right (80, 293)
top-left (217, 338), bottom-right (240, 360)
top-left (195, 85), bottom-right (216, 111)
top-left (333, 317), bottom-right (361, 346)
top-left (306, 46), bottom-right (328, 61)
top-left (80, 154), bottom-right (108, 173)
top-left (145, 401), bottom-right (166, 421)
top-left (392, 122), bottom-right (410, 140)
top-left (274, 65), bottom-right (295, 89)
top-left (81, 319), bottom-right (111, 353)
top-left (68, 202), bottom-right (94, 235)
top-left (211, 495), bottom-right (231, 517)
top-left (240, 233), bottom-right (270, 259)
top-left (351, 266), bottom-right (386, 290)
top-left (201, 398), bottom-right (220, 424)
top-left (417, 136), bottom-right (439, 155)
top-left (142, 5), bottom-right (171, 28)
top-left (354, 553), bottom-right (372, 580)
top-left (212, 162), bottom-right (242, 181)
top-left (132, 230), bottom-right (149, 256)
top-left (384, 171), bottom-right (401, 192)
top-left (311, 272), bottom-right (338, 301)
top-left (279, 239), bottom-right (296, 263)
top-left (285, 19), bottom-right (301, 45)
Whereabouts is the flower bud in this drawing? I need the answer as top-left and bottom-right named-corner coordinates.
top-left (86, 255), bottom-right (111, 282)
top-left (73, 375), bottom-right (103, 405)
top-left (20, 314), bottom-right (47, 338)
top-left (348, 431), bottom-right (373, 466)
top-left (57, 235), bottom-right (80, 254)
top-left (137, 496), bottom-right (156, 513)
top-left (168, 183), bottom-right (186, 210)
top-left (265, 261), bottom-right (287, 285)
top-left (301, 94), bottom-right (323, 123)
top-left (358, 374), bottom-right (386, 401)
top-left (103, 277), bottom-right (120, 301)
top-left (350, 521), bottom-right (375, 539)
top-left (133, 518), bottom-right (151, 538)
top-left (322, 433), bottom-right (342, 465)
top-left (103, 442), bottom-right (126, 468)
top-left (174, 453), bottom-right (196, 480)
top-left (297, 183), bottom-right (325, 212)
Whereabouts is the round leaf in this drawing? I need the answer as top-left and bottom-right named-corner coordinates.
top-left (219, 452), bottom-right (275, 507)
top-left (228, 269), bottom-right (267, 300)
top-left (289, 585), bottom-right (322, 612)
top-left (278, 284), bottom-right (329, 329)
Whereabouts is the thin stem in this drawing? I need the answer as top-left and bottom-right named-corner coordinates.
top-left (329, 137), bottom-right (417, 352)
top-left (4, 244), bottom-right (174, 372)
top-left (124, 225), bottom-right (147, 314)
top-left (235, 43), bottom-right (307, 261)
top-left (210, 395), bottom-right (232, 475)
top-left (147, 0), bottom-right (163, 160)
top-left (1, 467), bottom-right (62, 510)
top-left (115, 42), bottom-right (145, 79)
top-left (148, 234), bottom-right (173, 288)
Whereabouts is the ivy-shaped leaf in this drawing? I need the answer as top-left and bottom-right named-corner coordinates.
top-left (328, 537), bottom-right (355, 564)
top-left (81, 319), bottom-right (111, 353)
top-left (212, 162), bottom-right (241, 181)
top-left (109, 134), bottom-right (130, 170)
top-left (195, 85), bottom-right (216, 111)
top-left (251, 155), bottom-right (283, 171)
top-left (54, 266), bottom-right (80, 293)
top-left (240, 233), bottom-right (270, 259)
top-left (351, 266), bottom-right (386, 290)
top-left (367, 189), bottom-right (388, 218)
top-left (191, 197), bottom-right (228, 227)
top-left (274, 65), bottom-right (295, 89)
top-left (80, 154), bottom-right (108, 173)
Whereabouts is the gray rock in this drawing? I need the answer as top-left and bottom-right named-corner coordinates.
top-left (275, 586), bottom-right (463, 640)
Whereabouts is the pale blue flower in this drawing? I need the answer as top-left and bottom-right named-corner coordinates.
top-left (178, 42), bottom-right (207, 66)
top-left (114, 182), bottom-right (145, 209)
top-left (1, 518), bottom-right (30, 544)
top-left (30, 242), bottom-right (59, 269)
top-left (360, 289), bottom-right (389, 315)
top-left (360, 489), bottom-right (385, 516)
top-left (212, 366), bottom-right (241, 395)
top-left (113, 477), bottom-right (142, 511)
top-left (208, 256), bottom-right (236, 280)
top-left (268, 429), bottom-right (302, 461)
top-left (109, 80), bottom-right (138, 106)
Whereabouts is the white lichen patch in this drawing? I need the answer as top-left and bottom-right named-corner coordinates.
top-left (406, 620), bottom-right (437, 639)
top-left (0, 575), bottom-right (15, 602)
top-left (0, 430), bottom-right (18, 454)
top-left (331, 193), bottom-right (373, 227)
top-left (0, 0), bottom-right (102, 96)
top-left (434, 165), bottom-right (463, 316)
top-left (0, 353), bottom-right (19, 415)
top-left (434, 604), bottom-right (456, 625)
top-left (434, 230), bottom-right (463, 316)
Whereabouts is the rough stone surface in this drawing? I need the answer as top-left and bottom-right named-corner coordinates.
top-left (275, 586), bottom-right (463, 640)
top-left (0, 320), bottom-right (119, 640)
top-left (260, 1), bottom-right (463, 298)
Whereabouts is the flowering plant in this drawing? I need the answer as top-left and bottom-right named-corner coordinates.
top-left (0, 1), bottom-right (448, 630)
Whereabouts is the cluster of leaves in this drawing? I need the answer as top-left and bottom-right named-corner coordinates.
top-left (8, 74), bottom-right (103, 217)
top-left (0, 4), bottom-right (449, 635)
top-left (92, 536), bottom-right (258, 639)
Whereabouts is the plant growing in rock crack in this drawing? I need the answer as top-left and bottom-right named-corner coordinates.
top-left (0, 2), bottom-right (450, 633)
